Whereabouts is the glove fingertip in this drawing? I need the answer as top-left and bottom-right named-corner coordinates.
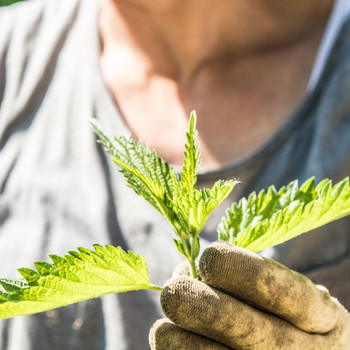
top-left (160, 276), bottom-right (193, 324)
top-left (199, 241), bottom-right (341, 334)
top-left (149, 318), bottom-right (173, 349)
top-left (149, 318), bottom-right (232, 350)
top-left (199, 241), bottom-right (258, 286)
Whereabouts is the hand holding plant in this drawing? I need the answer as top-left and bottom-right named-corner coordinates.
top-left (150, 241), bottom-right (350, 349)
top-left (0, 112), bottom-right (350, 350)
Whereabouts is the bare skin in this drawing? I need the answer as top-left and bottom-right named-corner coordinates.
top-left (99, 0), bottom-right (334, 171)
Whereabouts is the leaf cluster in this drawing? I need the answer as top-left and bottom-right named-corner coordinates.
top-left (219, 177), bottom-right (350, 252)
top-left (91, 112), bottom-right (236, 266)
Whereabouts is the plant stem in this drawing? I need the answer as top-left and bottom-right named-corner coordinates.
top-left (149, 285), bottom-right (163, 292)
top-left (182, 237), bottom-right (200, 280)
top-left (188, 259), bottom-right (199, 280)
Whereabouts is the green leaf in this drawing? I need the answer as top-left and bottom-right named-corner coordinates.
top-left (174, 179), bottom-right (237, 237)
top-left (218, 177), bottom-right (350, 252)
top-left (0, 279), bottom-right (28, 292)
top-left (173, 239), bottom-right (188, 259)
top-left (90, 119), bottom-right (179, 222)
top-left (0, 245), bottom-right (161, 319)
top-left (180, 111), bottom-right (201, 194)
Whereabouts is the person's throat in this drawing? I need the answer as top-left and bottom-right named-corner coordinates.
top-left (99, 0), bottom-right (334, 170)
top-left (101, 0), bottom-right (334, 80)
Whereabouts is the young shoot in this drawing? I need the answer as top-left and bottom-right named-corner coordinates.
top-left (91, 112), bottom-right (237, 279)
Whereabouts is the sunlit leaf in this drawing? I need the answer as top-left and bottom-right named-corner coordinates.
top-left (218, 177), bottom-right (350, 252)
top-left (0, 245), bottom-right (161, 319)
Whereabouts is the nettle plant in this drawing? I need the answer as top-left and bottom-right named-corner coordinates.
top-left (1, 112), bottom-right (350, 319)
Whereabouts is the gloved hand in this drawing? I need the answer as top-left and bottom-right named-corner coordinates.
top-left (149, 241), bottom-right (350, 349)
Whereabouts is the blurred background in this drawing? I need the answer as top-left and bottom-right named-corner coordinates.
top-left (0, 0), bottom-right (26, 6)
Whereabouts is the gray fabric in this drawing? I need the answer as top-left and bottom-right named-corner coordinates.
top-left (0, 0), bottom-right (350, 349)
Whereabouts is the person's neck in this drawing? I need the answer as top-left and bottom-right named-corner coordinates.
top-left (98, 0), bottom-right (334, 170)
top-left (100, 0), bottom-right (334, 82)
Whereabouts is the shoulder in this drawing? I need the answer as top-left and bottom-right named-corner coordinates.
top-left (0, 0), bottom-right (87, 85)
top-left (0, 0), bottom-right (85, 22)
top-left (0, 0), bottom-right (81, 34)
top-left (0, 0), bottom-right (86, 53)
top-left (0, 0), bottom-right (98, 123)
top-left (0, 0), bottom-right (98, 70)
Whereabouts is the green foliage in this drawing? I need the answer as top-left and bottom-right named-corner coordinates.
top-left (0, 245), bottom-right (161, 319)
top-left (91, 112), bottom-right (236, 241)
top-left (91, 112), bottom-right (236, 275)
top-left (91, 120), bottom-right (180, 225)
top-left (218, 177), bottom-right (350, 252)
top-left (180, 114), bottom-right (200, 194)
top-left (2, 111), bottom-right (350, 320)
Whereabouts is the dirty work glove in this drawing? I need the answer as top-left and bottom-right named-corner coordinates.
top-left (149, 241), bottom-right (350, 349)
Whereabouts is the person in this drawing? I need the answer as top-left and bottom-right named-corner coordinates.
top-left (0, 0), bottom-right (349, 348)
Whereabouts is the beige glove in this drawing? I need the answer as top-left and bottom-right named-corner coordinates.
top-left (149, 241), bottom-right (350, 350)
